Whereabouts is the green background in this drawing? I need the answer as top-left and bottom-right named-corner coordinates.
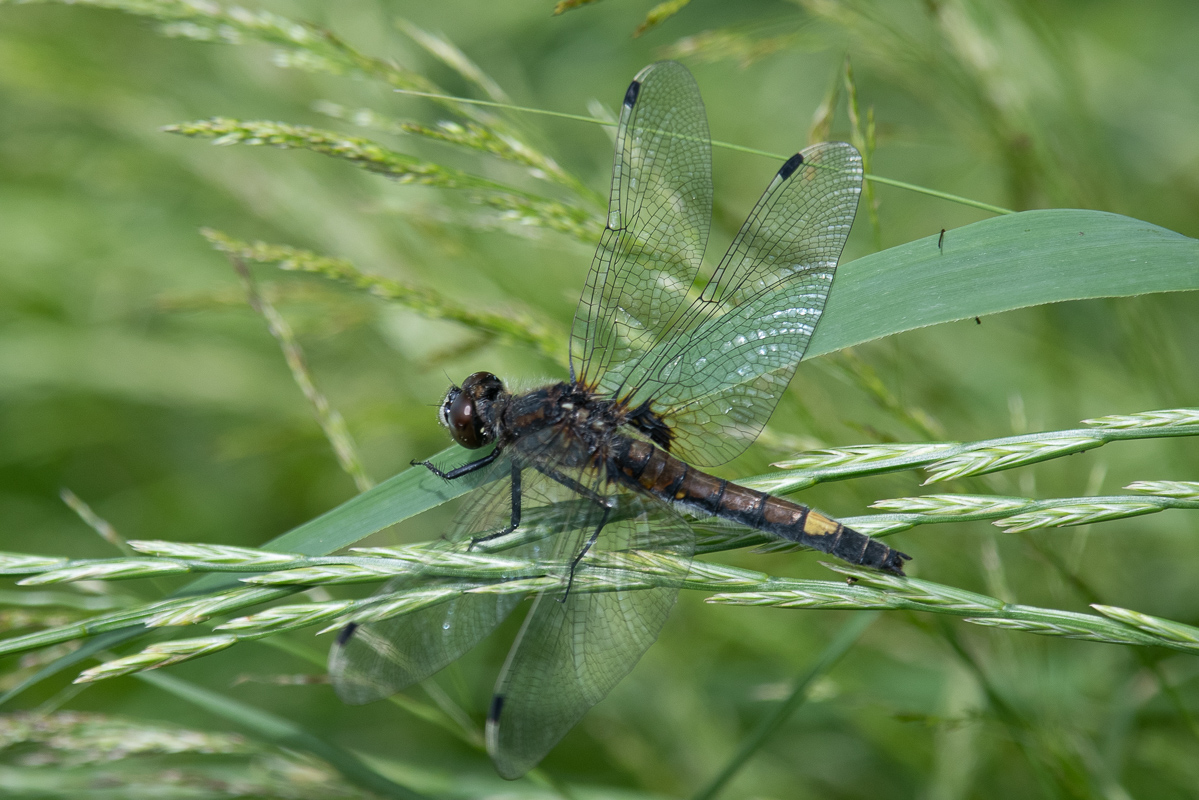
top-left (1, 1), bottom-right (1198, 797)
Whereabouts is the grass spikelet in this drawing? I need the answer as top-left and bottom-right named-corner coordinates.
top-left (996, 500), bottom-right (1162, 533)
top-left (923, 436), bottom-right (1103, 483)
top-left (201, 230), bottom-right (564, 360)
top-left (774, 442), bottom-right (959, 471)
top-left (242, 564), bottom-right (403, 586)
top-left (218, 600), bottom-right (355, 634)
top-left (1083, 408), bottom-right (1199, 429)
top-left (1091, 605), bottom-right (1199, 644)
top-left (128, 540), bottom-right (299, 566)
top-left (167, 119), bottom-right (603, 241)
top-left (871, 494), bottom-right (1028, 516)
top-left (76, 635), bottom-right (239, 683)
top-left (0, 554), bottom-right (69, 573)
top-left (143, 588), bottom-right (295, 627)
top-left (632, 0), bottom-right (692, 37)
top-left (1124, 480), bottom-right (1199, 500)
top-left (18, 560), bottom-right (191, 585)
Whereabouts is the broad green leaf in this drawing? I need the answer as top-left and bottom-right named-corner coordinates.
top-left (251, 209), bottom-right (1196, 563)
top-left (191, 449), bottom-right (486, 589)
top-left (808, 209), bottom-right (1199, 357)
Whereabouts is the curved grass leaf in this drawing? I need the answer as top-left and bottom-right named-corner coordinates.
top-left (9, 209), bottom-right (1196, 703)
top-left (190, 448), bottom-right (489, 591)
top-left (808, 209), bottom-right (1199, 357)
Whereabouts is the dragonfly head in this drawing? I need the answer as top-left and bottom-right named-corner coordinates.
top-left (439, 371), bottom-right (504, 449)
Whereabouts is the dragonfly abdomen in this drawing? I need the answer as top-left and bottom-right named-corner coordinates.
top-left (611, 437), bottom-right (909, 574)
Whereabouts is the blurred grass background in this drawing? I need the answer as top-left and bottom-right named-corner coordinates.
top-left (1, 0), bottom-right (1197, 797)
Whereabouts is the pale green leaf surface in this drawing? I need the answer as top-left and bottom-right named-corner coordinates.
top-left (278, 209), bottom-right (1198, 565)
top-left (186, 445), bottom-right (486, 593)
top-left (808, 209), bottom-right (1199, 358)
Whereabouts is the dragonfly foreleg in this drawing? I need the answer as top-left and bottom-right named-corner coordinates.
top-left (468, 461), bottom-right (523, 549)
top-left (412, 446), bottom-right (500, 480)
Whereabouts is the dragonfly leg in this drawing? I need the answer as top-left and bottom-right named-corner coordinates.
top-left (412, 446), bottom-right (500, 480)
top-left (468, 461), bottom-right (523, 550)
top-left (562, 504), bottom-right (610, 602)
top-left (532, 464), bottom-right (611, 506)
top-left (532, 464), bottom-right (616, 601)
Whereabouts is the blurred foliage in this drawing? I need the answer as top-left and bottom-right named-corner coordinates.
top-left (0, 0), bottom-right (1197, 798)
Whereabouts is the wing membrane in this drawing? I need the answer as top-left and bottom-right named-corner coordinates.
top-left (329, 457), bottom-right (527, 704)
top-left (335, 64), bottom-right (860, 778)
top-left (328, 444), bottom-right (695, 776)
top-left (600, 142), bottom-right (863, 466)
top-left (571, 60), bottom-right (712, 384)
top-left (485, 489), bottom-right (693, 779)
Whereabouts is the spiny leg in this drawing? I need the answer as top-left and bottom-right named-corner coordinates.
top-left (531, 463), bottom-right (611, 506)
top-left (468, 460), bottom-right (523, 550)
top-left (412, 446), bottom-right (500, 480)
top-left (562, 505), bottom-right (610, 602)
top-left (533, 463), bottom-right (615, 601)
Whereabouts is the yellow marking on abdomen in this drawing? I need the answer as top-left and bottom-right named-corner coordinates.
top-left (804, 512), bottom-right (840, 537)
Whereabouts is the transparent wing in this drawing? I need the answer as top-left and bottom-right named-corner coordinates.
top-left (571, 60), bottom-right (712, 385)
top-left (329, 455), bottom-right (527, 704)
top-left (485, 486), bottom-right (694, 779)
top-left (600, 142), bottom-right (863, 466)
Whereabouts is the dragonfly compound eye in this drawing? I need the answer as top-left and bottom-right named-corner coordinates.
top-left (447, 390), bottom-right (485, 449)
top-left (461, 371), bottom-right (503, 400)
top-left (444, 372), bottom-right (502, 449)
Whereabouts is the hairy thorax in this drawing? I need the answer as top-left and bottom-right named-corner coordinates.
top-left (499, 381), bottom-right (630, 470)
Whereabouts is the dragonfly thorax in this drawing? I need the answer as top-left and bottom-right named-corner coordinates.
top-left (494, 381), bottom-right (630, 468)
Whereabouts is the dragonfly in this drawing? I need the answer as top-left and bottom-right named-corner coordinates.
top-left (330, 60), bottom-right (910, 779)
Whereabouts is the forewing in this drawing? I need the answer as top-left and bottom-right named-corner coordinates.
top-left (485, 489), bottom-right (694, 779)
top-left (329, 456), bottom-right (526, 704)
top-left (602, 142), bottom-right (863, 466)
top-left (571, 60), bottom-right (712, 385)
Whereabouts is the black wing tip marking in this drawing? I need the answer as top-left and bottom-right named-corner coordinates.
top-left (488, 693), bottom-right (505, 723)
top-left (335, 622), bottom-right (358, 646)
top-left (624, 80), bottom-right (641, 108)
top-left (778, 152), bottom-right (804, 180)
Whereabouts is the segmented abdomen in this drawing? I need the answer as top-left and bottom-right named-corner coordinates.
top-left (609, 437), bottom-right (909, 574)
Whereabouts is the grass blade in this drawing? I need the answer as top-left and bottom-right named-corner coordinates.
top-left (808, 209), bottom-right (1199, 357)
top-left (692, 612), bottom-right (877, 800)
top-left (187, 448), bottom-right (490, 595)
top-left (136, 670), bottom-right (427, 800)
top-left (0, 453), bottom-right (483, 704)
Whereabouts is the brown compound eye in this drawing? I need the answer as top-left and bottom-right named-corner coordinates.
top-left (447, 390), bottom-right (485, 449)
top-left (439, 372), bottom-right (501, 450)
